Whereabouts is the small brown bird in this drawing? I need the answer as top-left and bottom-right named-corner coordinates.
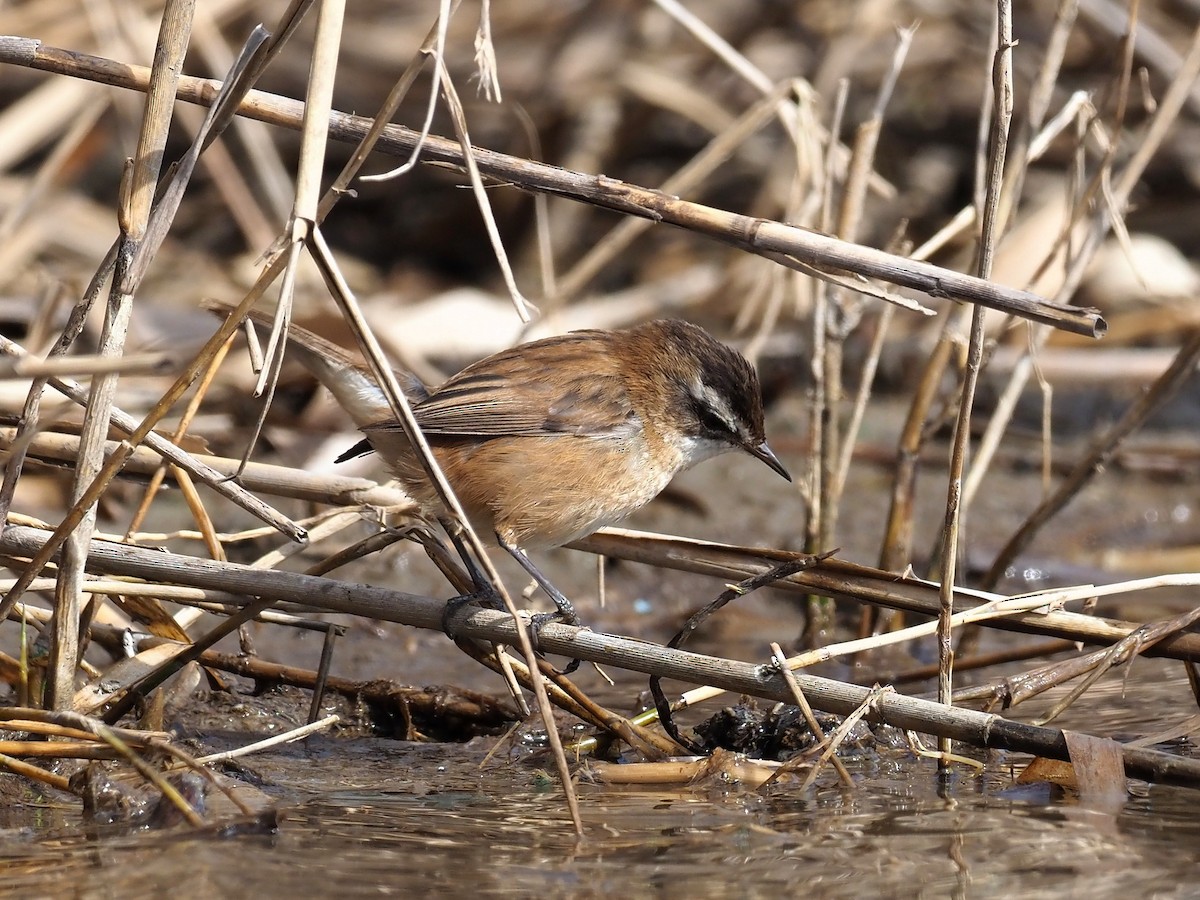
top-left (218, 304), bottom-right (791, 623)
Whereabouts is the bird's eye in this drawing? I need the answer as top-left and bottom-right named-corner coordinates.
top-left (694, 401), bottom-right (734, 436)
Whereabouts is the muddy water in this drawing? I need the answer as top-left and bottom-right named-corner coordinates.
top-left (1, 708), bottom-right (1197, 899)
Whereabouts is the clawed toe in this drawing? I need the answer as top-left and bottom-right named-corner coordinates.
top-left (527, 611), bottom-right (582, 675)
top-left (441, 588), bottom-right (504, 637)
top-left (443, 593), bottom-right (584, 676)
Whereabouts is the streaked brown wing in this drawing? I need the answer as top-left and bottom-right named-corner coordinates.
top-left (367, 331), bottom-right (639, 439)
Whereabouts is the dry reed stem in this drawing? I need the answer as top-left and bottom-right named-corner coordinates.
top-left (0, 336), bottom-right (301, 541)
top-left (631, 579), bottom-right (1173, 721)
top-left (0, 705), bottom-right (201, 822)
top-left (6, 579), bottom-right (329, 632)
top-left (0, 352), bottom-right (173, 378)
top-left (435, 56), bottom-right (531, 321)
top-left (877, 311), bottom-right (964, 575)
top-left (769, 642), bottom-right (853, 788)
top-left (648, 0), bottom-right (893, 200)
top-left (933, 0), bottom-right (1014, 762)
top-left (122, 328), bottom-right (237, 547)
top-left (47, 0), bottom-right (197, 710)
top-left (554, 81), bottom-right (792, 305)
top-left (0, 38), bottom-right (1107, 336)
top-left (957, 610), bottom-right (1200, 714)
top-left (95, 722), bottom-right (205, 827)
top-left (825, 24), bottom-right (913, 511)
top-left (0, 427), bottom-right (410, 508)
top-left (237, 0), bottom-right (338, 440)
top-left (1032, 604), bottom-right (1200, 725)
top-left (98, 596), bottom-right (276, 724)
top-left (474, 647), bottom-right (683, 758)
top-left (797, 686), bottom-right (888, 793)
top-left (358, 0), bottom-right (454, 182)
top-left (194, 715), bottom-right (340, 764)
top-left (0, 752), bottom-right (71, 791)
top-left (802, 77), bottom-right (846, 587)
top-left (818, 26), bottom-right (914, 561)
top-left (1081, 0), bottom-right (1200, 114)
top-left (4, 524), bottom-right (1200, 788)
top-left (0, 97), bottom-right (104, 250)
top-left (944, 0), bottom-right (1077, 514)
top-left (574, 529), bottom-right (1200, 663)
top-left (70, 616), bottom-right (517, 738)
top-left (888, 639), bottom-right (1077, 688)
top-left (951, 2), bottom-right (1142, 661)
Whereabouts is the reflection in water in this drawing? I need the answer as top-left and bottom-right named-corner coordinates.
top-left (1, 742), bottom-right (1197, 898)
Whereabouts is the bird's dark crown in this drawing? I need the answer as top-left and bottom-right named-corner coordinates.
top-left (629, 319), bottom-right (767, 448)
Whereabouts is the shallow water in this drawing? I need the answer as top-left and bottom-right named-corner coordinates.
top-left (2, 732), bottom-right (1197, 900)
top-left (2, 658), bottom-right (1198, 899)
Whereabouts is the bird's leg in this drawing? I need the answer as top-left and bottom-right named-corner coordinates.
top-left (498, 536), bottom-right (582, 675)
top-left (436, 517), bottom-right (503, 636)
top-left (439, 517), bottom-right (491, 592)
top-left (497, 537), bottom-right (580, 627)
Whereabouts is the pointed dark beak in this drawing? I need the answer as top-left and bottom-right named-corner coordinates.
top-left (745, 440), bottom-right (791, 482)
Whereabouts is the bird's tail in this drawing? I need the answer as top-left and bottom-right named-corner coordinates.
top-left (201, 298), bottom-right (428, 429)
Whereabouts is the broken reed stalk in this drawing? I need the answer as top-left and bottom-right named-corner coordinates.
top-left (933, 0), bottom-right (1014, 762)
top-left (45, 0), bottom-right (197, 711)
top-left (2, 524), bottom-right (1199, 789)
top-left (0, 36), bottom-right (1106, 337)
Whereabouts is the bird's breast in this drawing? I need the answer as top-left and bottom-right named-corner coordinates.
top-left (452, 432), bottom-right (679, 550)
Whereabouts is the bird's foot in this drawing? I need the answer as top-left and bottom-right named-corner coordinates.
top-left (443, 588), bottom-right (584, 676)
top-left (441, 586), bottom-right (504, 637)
top-left (528, 610), bottom-right (583, 675)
